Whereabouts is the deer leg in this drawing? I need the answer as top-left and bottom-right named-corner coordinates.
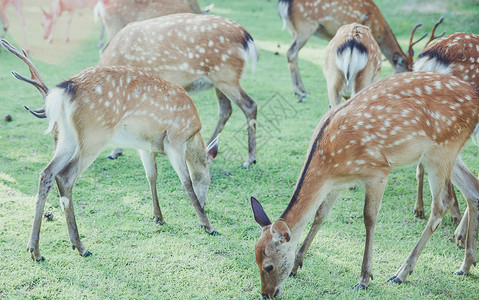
top-left (207, 88), bottom-right (233, 145)
top-left (287, 33), bottom-right (312, 100)
top-left (165, 141), bottom-right (216, 235)
top-left (28, 143), bottom-right (77, 261)
top-left (414, 163), bottom-right (426, 219)
top-left (291, 192), bottom-right (339, 276)
top-left (138, 150), bottom-right (164, 224)
top-left (97, 24), bottom-right (105, 49)
top-left (217, 84), bottom-right (257, 168)
top-left (449, 185), bottom-right (462, 225)
top-left (354, 176), bottom-right (388, 289)
top-left (0, 6), bottom-right (8, 37)
top-left (106, 148), bottom-right (123, 159)
top-left (64, 11), bottom-right (73, 43)
top-left (455, 207), bottom-right (468, 248)
top-left (450, 156), bottom-right (479, 274)
top-left (326, 70), bottom-right (344, 108)
top-left (388, 159), bottom-right (454, 284)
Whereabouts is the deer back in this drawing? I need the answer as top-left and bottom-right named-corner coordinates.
top-left (414, 32), bottom-right (479, 88)
top-left (99, 13), bottom-right (256, 92)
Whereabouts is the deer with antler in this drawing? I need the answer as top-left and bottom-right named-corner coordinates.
top-left (98, 13), bottom-right (259, 168)
top-left (251, 70), bottom-right (479, 297)
top-left (278, 0), bottom-right (420, 101)
top-left (323, 23), bottom-right (382, 107)
top-left (1, 38), bottom-right (219, 261)
top-left (412, 19), bottom-right (479, 246)
top-left (94, 0), bottom-right (213, 52)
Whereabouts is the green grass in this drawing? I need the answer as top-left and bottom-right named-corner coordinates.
top-left (1, 0), bottom-right (479, 298)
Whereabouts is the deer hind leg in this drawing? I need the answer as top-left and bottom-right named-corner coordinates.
top-left (139, 150), bottom-right (164, 224)
top-left (287, 32), bottom-right (312, 100)
top-left (355, 175), bottom-right (388, 289)
top-left (414, 163), bottom-right (426, 219)
top-left (449, 185), bottom-right (461, 225)
top-left (165, 141), bottom-right (216, 235)
top-left (207, 88), bottom-right (233, 145)
top-left (216, 83), bottom-right (257, 168)
top-left (28, 140), bottom-right (77, 261)
top-left (291, 192), bottom-right (339, 276)
top-left (0, 3), bottom-right (8, 36)
top-left (451, 156), bottom-right (479, 274)
top-left (326, 70), bottom-right (345, 108)
top-left (389, 154), bottom-right (455, 284)
top-left (106, 148), bottom-right (123, 160)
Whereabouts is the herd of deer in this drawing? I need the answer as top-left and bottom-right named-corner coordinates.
top-left (2, 0), bottom-right (479, 297)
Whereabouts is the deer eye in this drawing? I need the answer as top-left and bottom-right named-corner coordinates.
top-left (263, 265), bottom-right (274, 273)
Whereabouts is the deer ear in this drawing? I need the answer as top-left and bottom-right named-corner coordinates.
top-left (270, 219), bottom-right (291, 244)
top-left (206, 135), bottom-right (219, 164)
top-left (251, 197), bottom-right (272, 228)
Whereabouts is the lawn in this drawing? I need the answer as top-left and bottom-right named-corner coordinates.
top-left (1, 0), bottom-right (478, 298)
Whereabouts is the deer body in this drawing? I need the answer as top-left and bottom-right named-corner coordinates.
top-left (1, 38), bottom-right (219, 261)
top-left (94, 0), bottom-right (209, 52)
top-left (252, 72), bottom-right (479, 297)
top-left (99, 13), bottom-right (258, 168)
top-left (0, 0), bottom-right (28, 50)
top-left (323, 23), bottom-right (381, 107)
top-left (42, 0), bottom-right (99, 43)
top-left (278, 0), bottom-right (409, 100)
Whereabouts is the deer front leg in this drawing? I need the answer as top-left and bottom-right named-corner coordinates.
top-left (354, 177), bottom-right (387, 289)
top-left (139, 150), bottom-right (164, 224)
top-left (291, 192), bottom-right (339, 276)
top-left (414, 163), bottom-right (426, 219)
top-left (287, 35), bottom-right (311, 101)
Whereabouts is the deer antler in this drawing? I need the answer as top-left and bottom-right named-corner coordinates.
top-left (423, 16), bottom-right (446, 50)
top-left (1, 39), bottom-right (49, 118)
top-left (407, 24), bottom-right (428, 68)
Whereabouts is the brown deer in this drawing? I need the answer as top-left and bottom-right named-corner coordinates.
top-left (278, 0), bottom-right (415, 101)
top-left (94, 0), bottom-right (213, 52)
top-left (0, 0), bottom-right (28, 51)
top-left (323, 23), bottom-right (382, 107)
top-left (1, 39), bottom-right (219, 261)
top-left (251, 71), bottom-right (479, 297)
top-left (413, 28), bottom-right (479, 233)
top-left (99, 13), bottom-right (259, 168)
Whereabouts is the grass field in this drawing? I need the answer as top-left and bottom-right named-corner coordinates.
top-left (1, 0), bottom-right (479, 298)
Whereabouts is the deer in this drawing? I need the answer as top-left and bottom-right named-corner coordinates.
top-left (1, 38), bottom-right (219, 261)
top-left (278, 0), bottom-right (417, 101)
top-left (412, 22), bottom-right (479, 242)
top-left (0, 0), bottom-right (28, 51)
top-left (41, 0), bottom-right (101, 43)
top-left (94, 0), bottom-right (213, 52)
top-left (251, 71), bottom-right (479, 297)
top-left (98, 13), bottom-right (259, 168)
top-left (323, 23), bottom-right (382, 107)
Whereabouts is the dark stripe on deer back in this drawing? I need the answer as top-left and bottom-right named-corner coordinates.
top-left (56, 80), bottom-right (76, 99)
top-left (337, 39), bottom-right (368, 56)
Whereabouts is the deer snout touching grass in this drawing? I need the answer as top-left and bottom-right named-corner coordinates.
top-left (2, 39), bottom-right (219, 261)
top-left (252, 71), bottom-right (479, 297)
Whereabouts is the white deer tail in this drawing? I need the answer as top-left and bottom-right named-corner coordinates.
top-left (44, 85), bottom-right (74, 134)
top-left (278, 0), bottom-right (291, 31)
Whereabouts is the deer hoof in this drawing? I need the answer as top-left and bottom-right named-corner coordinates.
top-left (153, 216), bottom-right (165, 225)
top-left (455, 270), bottom-right (465, 276)
top-left (352, 283), bottom-right (367, 290)
top-left (208, 230), bottom-right (219, 236)
top-left (414, 209), bottom-right (425, 219)
top-left (81, 251), bottom-right (92, 257)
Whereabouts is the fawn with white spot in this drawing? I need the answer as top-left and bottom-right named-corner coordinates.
top-left (251, 71), bottom-right (479, 297)
top-left (0, 0), bottom-right (28, 51)
top-left (278, 0), bottom-right (418, 100)
top-left (413, 26), bottom-right (479, 244)
top-left (99, 13), bottom-right (258, 168)
top-left (94, 0), bottom-right (213, 52)
top-left (2, 39), bottom-right (219, 261)
top-left (323, 23), bottom-right (381, 107)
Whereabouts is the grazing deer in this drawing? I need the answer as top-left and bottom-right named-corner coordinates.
top-left (0, 0), bottom-right (28, 51)
top-left (94, 0), bottom-right (213, 52)
top-left (1, 39), bottom-right (219, 261)
top-left (413, 26), bottom-right (479, 225)
top-left (323, 23), bottom-right (382, 107)
top-left (42, 0), bottom-right (100, 43)
top-left (99, 13), bottom-right (259, 168)
top-left (251, 71), bottom-right (479, 297)
top-left (278, 0), bottom-right (415, 101)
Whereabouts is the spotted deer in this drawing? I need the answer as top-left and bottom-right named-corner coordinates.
top-left (0, 0), bottom-right (28, 51)
top-left (413, 30), bottom-right (479, 245)
top-left (2, 39), bottom-right (219, 261)
top-left (251, 71), bottom-right (479, 297)
top-left (94, 0), bottom-right (213, 52)
top-left (278, 0), bottom-right (415, 100)
top-left (42, 0), bottom-right (102, 43)
top-left (323, 23), bottom-right (381, 107)
top-left (99, 13), bottom-right (258, 168)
